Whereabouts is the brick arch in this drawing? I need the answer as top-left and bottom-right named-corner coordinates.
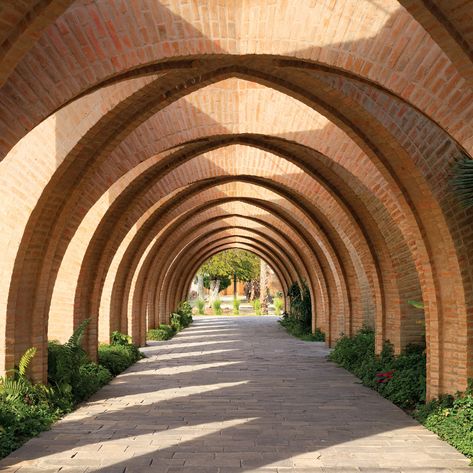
top-left (167, 235), bottom-right (299, 319)
top-left (137, 230), bottom-right (297, 347)
top-left (0, 0), bottom-right (74, 87)
top-left (76, 146), bottom-right (378, 344)
top-left (398, 0), bottom-right (473, 89)
top-left (1, 1), bottom-right (472, 157)
top-left (1, 65), bottom-right (450, 376)
top-left (162, 231), bottom-right (299, 323)
top-left (0, 28), bottom-right (470, 400)
top-left (97, 175), bottom-right (355, 356)
top-left (0, 68), bottom-right (460, 402)
top-left (133, 218), bottom-right (307, 324)
top-left (108, 196), bottom-right (340, 349)
top-left (169, 227), bottom-right (327, 324)
top-left (127, 215), bottom-right (326, 345)
top-left (5, 64), bottom-right (446, 380)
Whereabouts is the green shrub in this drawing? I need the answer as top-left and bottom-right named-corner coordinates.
top-left (287, 281), bottom-right (312, 331)
top-left (0, 398), bottom-right (61, 458)
top-left (98, 344), bottom-right (140, 376)
top-left (170, 312), bottom-right (183, 331)
top-left (414, 384), bottom-right (473, 458)
top-left (147, 304), bottom-right (192, 341)
top-left (213, 299), bottom-right (222, 315)
top-left (252, 299), bottom-right (261, 315)
top-left (273, 297), bottom-right (283, 316)
top-left (47, 319), bottom-right (91, 404)
top-left (0, 325), bottom-right (142, 460)
top-left (328, 328), bottom-right (426, 409)
top-left (110, 331), bottom-right (132, 346)
top-left (176, 301), bottom-right (193, 327)
top-left (147, 324), bottom-right (175, 341)
top-left (197, 298), bottom-right (205, 315)
top-left (0, 348), bottom-right (64, 459)
top-left (279, 314), bottom-right (325, 341)
top-left (74, 363), bottom-right (112, 402)
top-left (233, 298), bottom-right (240, 315)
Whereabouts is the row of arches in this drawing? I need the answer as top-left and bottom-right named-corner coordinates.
top-left (0, 0), bottom-right (472, 400)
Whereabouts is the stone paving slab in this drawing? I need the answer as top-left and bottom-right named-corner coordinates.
top-left (0, 316), bottom-right (470, 472)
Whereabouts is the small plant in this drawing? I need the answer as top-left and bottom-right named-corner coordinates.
top-left (408, 300), bottom-right (424, 309)
top-left (252, 299), bottom-right (261, 315)
top-left (414, 382), bottom-right (473, 458)
top-left (273, 297), bottom-right (283, 316)
top-left (170, 312), bottom-right (182, 331)
top-left (233, 298), bottom-right (240, 315)
top-left (197, 298), bottom-right (205, 315)
top-left (147, 302), bottom-right (193, 342)
top-left (328, 328), bottom-right (426, 409)
top-left (279, 315), bottom-right (325, 341)
top-left (0, 347), bottom-right (37, 403)
top-left (110, 331), bottom-right (131, 346)
top-left (98, 344), bottom-right (141, 376)
top-left (213, 298), bottom-right (222, 315)
top-left (176, 301), bottom-right (193, 326)
top-left (47, 319), bottom-right (91, 403)
top-left (147, 324), bottom-right (175, 341)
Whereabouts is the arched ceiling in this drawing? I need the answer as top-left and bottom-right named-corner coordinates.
top-left (0, 0), bottom-right (472, 401)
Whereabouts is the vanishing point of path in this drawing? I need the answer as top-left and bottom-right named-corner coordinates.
top-left (1, 316), bottom-right (470, 473)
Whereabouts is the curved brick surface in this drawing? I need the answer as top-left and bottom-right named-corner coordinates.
top-left (0, 0), bottom-right (473, 402)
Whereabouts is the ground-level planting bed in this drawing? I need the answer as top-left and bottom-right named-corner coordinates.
top-left (278, 280), bottom-right (326, 342)
top-left (329, 328), bottom-right (473, 459)
top-left (147, 301), bottom-right (193, 341)
top-left (0, 321), bottom-right (142, 459)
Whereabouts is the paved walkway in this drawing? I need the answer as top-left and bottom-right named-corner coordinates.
top-left (1, 316), bottom-right (470, 472)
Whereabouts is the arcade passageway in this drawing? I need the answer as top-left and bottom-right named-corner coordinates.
top-left (1, 0), bottom-right (473, 466)
top-left (1, 316), bottom-right (470, 472)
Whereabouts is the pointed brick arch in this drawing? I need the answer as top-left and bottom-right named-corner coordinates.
top-left (0, 1), bottom-right (472, 400)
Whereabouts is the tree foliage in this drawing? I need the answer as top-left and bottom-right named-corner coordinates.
top-left (198, 250), bottom-right (260, 286)
top-left (287, 280), bottom-right (312, 331)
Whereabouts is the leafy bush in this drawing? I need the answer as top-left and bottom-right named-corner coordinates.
top-left (47, 319), bottom-right (91, 404)
top-left (279, 313), bottom-right (325, 341)
top-left (287, 281), bottom-right (312, 331)
top-left (170, 312), bottom-right (183, 331)
top-left (0, 347), bottom-right (38, 403)
top-left (329, 328), bottom-right (426, 409)
top-left (0, 398), bottom-right (61, 458)
top-left (98, 344), bottom-right (141, 376)
top-left (176, 301), bottom-right (193, 326)
top-left (273, 297), bottom-right (284, 316)
top-left (147, 302), bottom-right (193, 342)
top-left (110, 331), bottom-right (132, 345)
top-left (74, 363), bottom-right (112, 401)
top-left (233, 298), bottom-right (240, 315)
top-left (414, 384), bottom-right (473, 458)
top-left (252, 299), bottom-right (261, 315)
top-left (197, 298), bottom-right (205, 315)
top-left (0, 348), bottom-right (64, 458)
top-left (147, 325), bottom-right (175, 341)
top-left (213, 299), bottom-right (222, 315)
top-left (0, 325), bottom-right (143, 460)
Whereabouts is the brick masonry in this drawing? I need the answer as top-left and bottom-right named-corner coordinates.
top-left (0, 1), bottom-right (472, 400)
